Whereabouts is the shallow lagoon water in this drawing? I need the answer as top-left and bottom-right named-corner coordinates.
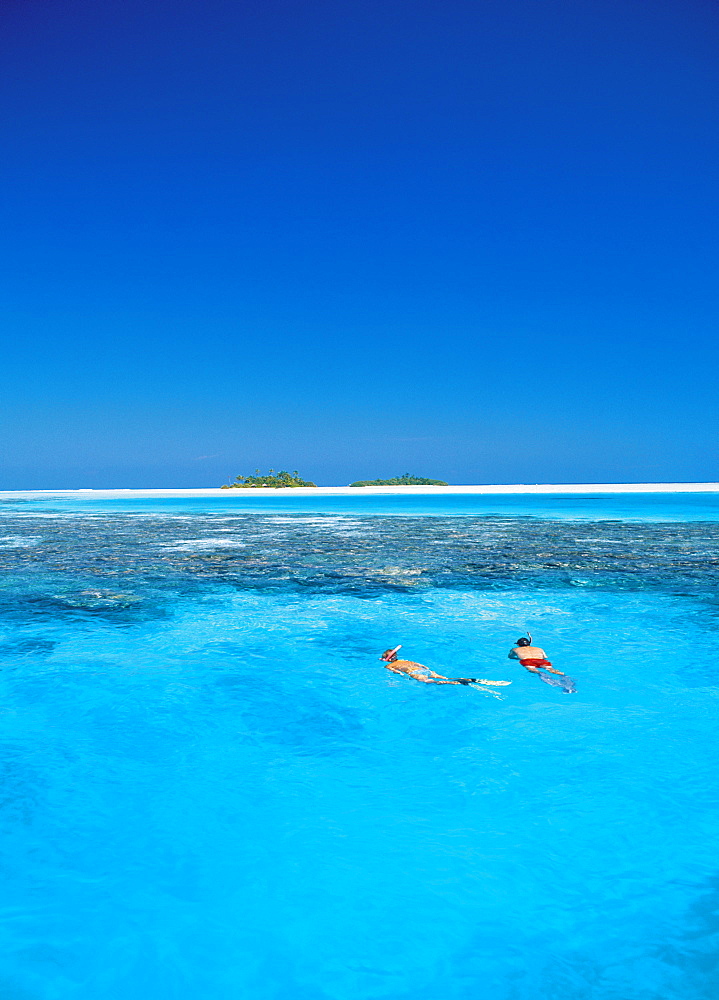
top-left (0, 495), bottom-right (718, 998)
top-left (7, 489), bottom-right (719, 521)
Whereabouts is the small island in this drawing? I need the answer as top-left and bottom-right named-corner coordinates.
top-left (221, 469), bottom-right (317, 488)
top-left (349, 473), bottom-right (449, 487)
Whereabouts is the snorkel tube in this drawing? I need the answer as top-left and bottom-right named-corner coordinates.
top-left (379, 644), bottom-right (402, 662)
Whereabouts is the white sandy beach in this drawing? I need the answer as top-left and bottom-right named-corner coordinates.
top-left (2, 482), bottom-right (719, 500)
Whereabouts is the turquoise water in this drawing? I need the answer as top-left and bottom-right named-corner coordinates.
top-left (0, 494), bottom-right (718, 998)
top-left (7, 489), bottom-right (719, 520)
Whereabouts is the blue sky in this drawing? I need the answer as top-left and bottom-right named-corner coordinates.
top-left (2, 0), bottom-right (717, 487)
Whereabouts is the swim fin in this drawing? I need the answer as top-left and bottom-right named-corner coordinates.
top-left (538, 673), bottom-right (577, 693)
top-left (452, 677), bottom-right (512, 686)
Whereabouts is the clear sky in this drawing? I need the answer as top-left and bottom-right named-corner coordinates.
top-left (2, 0), bottom-right (718, 487)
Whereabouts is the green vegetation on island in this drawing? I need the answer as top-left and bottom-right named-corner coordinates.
top-left (222, 469), bottom-right (317, 488)
top-left (349, 473), bottom-right (449, 487)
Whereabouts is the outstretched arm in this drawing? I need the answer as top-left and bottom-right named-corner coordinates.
top-left (508, 648), bottom-right (519, 659)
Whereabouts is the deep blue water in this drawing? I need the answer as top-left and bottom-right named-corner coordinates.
top-left (0, 494), bottom-right (718, 998)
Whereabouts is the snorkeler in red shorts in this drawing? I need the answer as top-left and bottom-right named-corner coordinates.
top-left (508, 637), bottom-right (565, 676)
top-left (509, 636), bottom-right (577, 693)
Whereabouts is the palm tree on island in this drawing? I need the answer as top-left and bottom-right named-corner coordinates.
top-left (221, 470), bottom-right (449, 488)
top-left (349, 473), bottom-right (448, 487)
top-left (222, 469), bottom-right (317, 488)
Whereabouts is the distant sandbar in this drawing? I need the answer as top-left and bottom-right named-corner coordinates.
top-left (2, 482), bottom-right (719, 499)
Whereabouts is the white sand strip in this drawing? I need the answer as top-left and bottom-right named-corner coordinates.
top-left (2, 483), bottom-right (719, 500)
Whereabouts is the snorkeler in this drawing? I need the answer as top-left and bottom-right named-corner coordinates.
top-left (380, 646), bottom-right (510, 687)
top-left (508, 636), bottom-right (564, 676)
top-left (509, 635), bottom-right (577, 693)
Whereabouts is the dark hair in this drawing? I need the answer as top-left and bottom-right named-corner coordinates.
top-left (516, 637), bottom-right (531, 647)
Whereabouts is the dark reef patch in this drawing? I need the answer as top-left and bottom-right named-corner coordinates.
top-left (1, 512), bottom-right (719, 630)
